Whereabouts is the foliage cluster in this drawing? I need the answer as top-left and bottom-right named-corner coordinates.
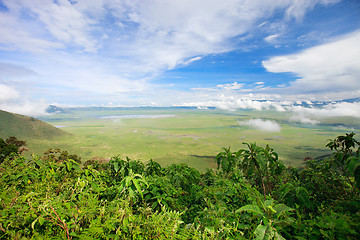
top-left (0, 134), bottom-right (359, 239)
top-left (0, 136), bottom-right (26, 164)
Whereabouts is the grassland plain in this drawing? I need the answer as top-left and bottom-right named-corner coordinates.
top-left (31, 107), bottom-right (360, 171)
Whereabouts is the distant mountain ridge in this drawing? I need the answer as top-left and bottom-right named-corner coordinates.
top-left (0, 109), bottom-right (70, 140)
top-left (46, 105), bottom-right (66, 114)
top-left (337, 97), bottom-right (360, 103)
top-left (45, 97), bottom-right (360, 113)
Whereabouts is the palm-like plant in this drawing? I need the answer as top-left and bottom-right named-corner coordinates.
top-left (237, 143), bottom-right (284, 199)
top-left (216, 147), bottom-right (237, 174)
top-left (326, 132), bottom-right (360, 190)
top-left (237, 143), bottom-right (267, 199)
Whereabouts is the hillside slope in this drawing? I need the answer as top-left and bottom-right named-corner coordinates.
top-left (0, 110), bottom-right (71, 140)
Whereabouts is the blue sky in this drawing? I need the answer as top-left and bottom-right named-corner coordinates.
top-left (0, 0), bottom-right (360, 116)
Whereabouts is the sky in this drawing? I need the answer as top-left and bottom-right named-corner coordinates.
top-left (0, 0), bottom-right (360, 117)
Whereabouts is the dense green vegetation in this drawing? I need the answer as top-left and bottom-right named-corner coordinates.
top-left (1, 134), bottom-right (359, 239)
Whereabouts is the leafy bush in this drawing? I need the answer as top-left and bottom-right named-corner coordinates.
top-left (0, 136), bottom-right (26, 164)
top-left (0, 134), bottom-right (359, 239)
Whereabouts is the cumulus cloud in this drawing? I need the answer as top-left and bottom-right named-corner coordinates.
top-left (0, 61), bottom-right (50, 116)
top-left (0, 83), bottom-right (48, 116)
top-left (238, 119), bottom-right (281, 132)
top-left (0, 100), bottom-right (49, 117)
top-left (0, 0), bottom-right (347, 108)
top-left (180, 85), bottom-right (360, 120)
top-left (180, 90), bottom-right (287, 111)
top-left (217, 82), bottom-right (245, 90)
top-left (181, 98), bottom-right (287, 112)
top-left (0, 84), bottom-right (19, 102)
top-left (263, 31), bottom-right (360, 95)
top-left (291, 102), bottom-right (360, 118)
top-left (289, 113), bottom-right (320, 124)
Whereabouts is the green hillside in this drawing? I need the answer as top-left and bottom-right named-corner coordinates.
top-left (0, 110), bottom-right (70, 140)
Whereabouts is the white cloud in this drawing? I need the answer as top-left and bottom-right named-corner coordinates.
top-left (181, 56), bottom-right (203, 66)
top-left (284, 0), bottom-right (340, 20)
top-left (238, 118), bottom-right (281, 132)
top-left (0, 84), bottom-right (19, 101)
top-left (180, 95), bottom-right (287, 112)
top-left (290, 113), bottom-right (320, 124)
top-left (263, 30), bottom-right (360, 96)
top-left (217, 82), bottom-right (244, 90)
top-left (0, 100), bottom-right (49, 117)
top-left (0, 0), bottom-right (345, 108)
top-left (180, 86), bottom-right (360, 120)
top-left (264, 34), bottom-right (280, 43)
top-left (0, 62), bottom-right (49, 116)
top-left (291, 102), bottom-right (360, 118)
top-left (0, 83), bottom-right (48, 116)
top-left (0, 0), bottom-right (339, 73)
top-left (0, 89), bottom-right (49, 117)
top-left (0, 0), bottom-right (97, 52)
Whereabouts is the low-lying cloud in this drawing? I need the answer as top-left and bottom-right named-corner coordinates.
top-left (0, 84), bottom-right (49, 116)
top-left (0, 84), bottom-right (19, 102)
top-left (181, 91), bottom-right (360, 123)
top-left (289, 113), bottom-right (320, 125)
top-left (291, 102), bottom-right (360, 118)
top-left (0, 100), bottom-right (49, 117)
top-left (238, 118), bottom-right (281, 132)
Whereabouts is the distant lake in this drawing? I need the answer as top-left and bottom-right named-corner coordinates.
top-left (99, 115), bottom-right (175, 119)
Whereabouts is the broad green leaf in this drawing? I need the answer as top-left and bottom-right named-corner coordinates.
top-left (267, 205), bottom-right (277, 214)
top-left (38, 216), bottom-right (45, 226)
top-left (294, 237), bottom-right (307, 240)
top-left (236, 204), bottom-right (262, 215)
top-left (273, 204), bottom-right (293, 218)
top-left (254, 224), bottom-right (273, 240)
top-left (133, 179), bottom-right (143, 199)
top-left (113, 161), bottom-right (119, 173)
top-left (264, 199), bottom-right (274, 206)
top-left (274, 231), bottom-right (286, 240)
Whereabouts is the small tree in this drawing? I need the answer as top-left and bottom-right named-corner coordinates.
top-left (5, 136), bottom-right (26, 148)
top-left (0, 136), bottom-right (26, 164)
top-left (326, 132), bottom-right (360, 190)
top-left (216, 147), bottom-right (237, 174)
top-left (238, 143), bottom-right (284, 200)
